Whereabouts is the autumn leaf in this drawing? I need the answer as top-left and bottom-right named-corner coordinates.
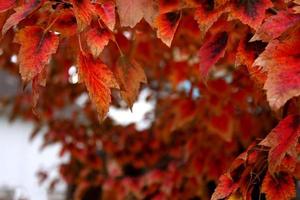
top-left (199, 31), bottom-right (228, 78)
top-left (254, 25), bottom-right (300, 110)
top-left (52, 10), bottom-right (77, 37)
top-left (94, 1), bottom-right (116, 31)
top-left (116, 0), bottom-right (158, 28)
top-left (260, 115), bottom-right (300, 174)
top-left (70, 0), bottom-right (95, 31)
top-left (194, 5), bottom-right (227, 38)
top-left (262, 172), bottom-right (295, 200)
top-left (155, 11), bottom-right (181, 47)
top-left (32, 67), bottom-right (47, 112)
top-left (114, 56), bottom-right (147, 109)
top-left (229, 0), bottom-right (273, 29)
top-left (0, 0), bottom-right (15, 13)
top-left (86, 27), bottom-right (111, 57)
top-left (14, 26), bottom-right (59, 83)
top-left (251, 11), bottom-right (300, 42)
top-left (78, 53), bottom-right (119, 121)
top-left (158, 0), bottom-right (181, 13)
top-left (211, 174), bottom-right (239, 200)
top-left (2, 0), bottom-right (43, 35)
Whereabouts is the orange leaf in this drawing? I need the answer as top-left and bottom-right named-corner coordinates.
top-left (70, 0), bottom-right (95, 31)
top-left (262, 172), bottom-right (295, 200)
top-left (95, 1), bottom-right (116, 31)
top-left (260, 115), bottom-right (300, 174)
top-left (155, 11), bottom-right (181, 47)
top-left (254, 25), bottom-right (300, 110)
top-left (2, 0), bottom-right (43, 35)
top-left (0, 0), bottom-right (15, 13)
top-left (78, 53), bottom-right (119, 121)
top-left (211, 174), bottom-right (239, 200)
top-left (114, 56), bottom-right (147, 109)
top-left (14, 26), bottom-right (59, 82)
top-left (86, 27), bottom-right (111, 57)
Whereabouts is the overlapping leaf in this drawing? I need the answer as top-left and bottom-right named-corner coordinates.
top-left (114, 56), bottom-right (147, 109)
top-left (70, 0), bottom-right (95, 31)
top-left (2, 0), bottom-right (43, 35)
top-left (254, 25), bottom-right (300, 110)
top-left (260, 115), bottom-right (300, 174)
top-left (86, 27), bottom-right (111, 57)
top-left (94, 1), bottom-right (116, 31)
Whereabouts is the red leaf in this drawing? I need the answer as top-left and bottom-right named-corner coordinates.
top-left (32, 67), bottom-right (47, 112)
top-left (70, 0), bottom-right (95, 31)
top-left (211, 173), bottom-right (239, 200)
top-left (52, 10), bottom-right (77, 37)
top-left (114, 56), bottom-right (147, 109)
top-left (0, 0), bottom-right (15, 13)
top-left (254, 25), bottom-right (300, 110)
top-left (78, 53), bottom-right (119, 121)
top-left (14, 26), bottom-right (59, 82)
top-left (251, 11), bottom-right (300, 42)
top-left (229, 0), bottom-right (273, 29)
top-left (155, 11), bottom-right (181, 47)
top-left (199, 31), bottom-right (228, 78)
top-left (260, 115), bottom-right (300, 174)
top-left (86, 27), bottom-right (111, 57)
top-left (194, 3), bottom-right (228, 38)
top-left (95, 1), bottom-right (116, 31)
top-left (262, 172), bottom-right (296, 200)
top-left (158, 0), bottom-right (180, 13)
top-left (2, 0), bottom-right (43, 35)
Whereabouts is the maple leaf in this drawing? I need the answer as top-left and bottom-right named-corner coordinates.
top-left (78, 53), bottom-right (119, 121)
top-left (229, 0), bottom-right (273, 29)
top-left (211, 173), bottom-right (239, 200)
top-left (14, 26), bottom-right (59, 83)
top-left (52, 10), bottom-right (77, 37)
top-left (251, 11), bottom-right (300, 42)
top-left (254, 25), bottom-right (300, 110)
top-left (114, 56), bottom-right (147, 109)
top-left (262, 172), bottom-right (295, 200)
top-left (0, 0), bottom-right (15, 13)
top-left (86, 27), bottom-right (111, 57)
top-left (2, 0), bottom-right (43, 35)
top-left (158, 0), bottom-right (181, 13)
top-left (260, 115), bottom-right (300, 174)
top-left (70, 0), bottom-right (95, 31)
top-left (155, 11), bottom-right (181, 47)
top-left (194, 5), bottom-right (227, 38)
top-left (116, 0), bottom-right (158, 28)
top-left (94, 1), bottom-right (116, 31)
top-left (199, 31), bottom-right (228, 78)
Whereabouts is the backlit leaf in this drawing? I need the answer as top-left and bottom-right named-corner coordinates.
top-left (2, 0), bottom-right (43, 35)
top-left (254, 25), bottom-right (300, 110)
top-left (262, 172), bottom-right (295, 200)
top-left (78, 52), bottom-right (119, 121)
top-left (260, 115), bottom-right (300, 173)
top-left (95, 1), bottom-right (116, 31)
top-left (14, 26), bottom-right (59, 82)
top-left (86, 27), bottom-right (111, 57)
top-left (155, 11), bottom-right (181, 47)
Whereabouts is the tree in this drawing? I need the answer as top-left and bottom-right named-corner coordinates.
top-left (0, 0), bottom-right (300, 199)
